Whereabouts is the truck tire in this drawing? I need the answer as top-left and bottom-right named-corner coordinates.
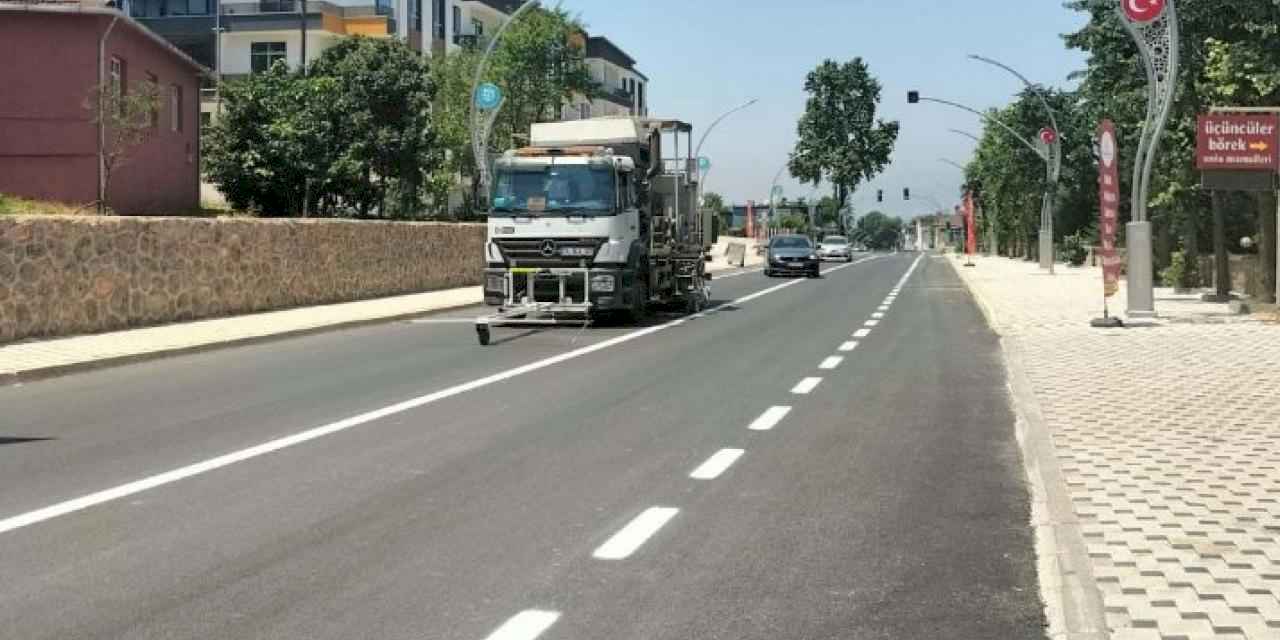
top-left (623, 278), bottom-right (649, 324)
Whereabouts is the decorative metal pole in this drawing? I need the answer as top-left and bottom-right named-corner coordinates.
top-left (469, 0), bottom-right (541, 197)
top-left (694, 98), bottom-right (758, 206)
top-left (1116, 0), bottom-right (1179, 317)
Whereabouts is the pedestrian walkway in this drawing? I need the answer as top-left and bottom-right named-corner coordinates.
top-left (954, 254), bottom-right (1280, 640)
top-left (0, 286), bottom-right (483, 381)
top-left (1, 258), bottom-right (759, 382)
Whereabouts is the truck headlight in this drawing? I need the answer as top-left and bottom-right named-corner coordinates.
top-left (485, 274), bottom-right (505, 292)
top-left (590, 274), bottom-right (616, 292)
top-left (593, 240), bottom-right (629, 264)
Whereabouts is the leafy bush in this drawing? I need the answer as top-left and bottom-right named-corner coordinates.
top-left (1160, 251), bottom-right (1198, 290)
top-left (1061, 232), bottom-right (1089, 267)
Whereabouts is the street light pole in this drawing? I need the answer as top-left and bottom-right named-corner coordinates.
top-left (968, 54), bottom-right (1062, 274)
top-left (693, 98), bottom-right (758, 205)
top-left (948, 128), bottom-right (982, 144)
top-left (939, 158), bottom-right (967, 172)
top-left (910, 91), bottom-right (1053, 267)
top-left (469, 0), bottom-right (541, 197)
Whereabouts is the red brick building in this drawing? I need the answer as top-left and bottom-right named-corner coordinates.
top-left (0, 2), bottom-right (205, 213)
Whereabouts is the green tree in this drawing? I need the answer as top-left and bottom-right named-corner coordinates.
top-left (204, 38), bottom-right (438, 217)
top-left (789, 58), bottom-right (899, 212)
top-left (853, 211), bottom-right (904, 250)
top-left (428, 7), bottom-right (598, 217)
top-left (86, 78), bottom-right (162, 214)
top-left (702, 192), bottom-right (728, 214)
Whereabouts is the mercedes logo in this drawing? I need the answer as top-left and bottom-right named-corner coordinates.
top-left (540, 239), bottom-right (557, 257)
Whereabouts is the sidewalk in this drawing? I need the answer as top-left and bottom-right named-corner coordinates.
top-left (0, 286), bottom-right (483, 383)
top-left (953, 254), bottom-right (1280, 640)
top-left (1, 257), bottom-right (760, 383)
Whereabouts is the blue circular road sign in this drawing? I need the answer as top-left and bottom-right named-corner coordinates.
top-left (475, 83), bottom-right (502, 110)
top-left (698, 157), bottom-right (711, 172)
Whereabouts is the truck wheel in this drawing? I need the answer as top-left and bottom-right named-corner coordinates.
top-left (623, 279), bottom-right (649, 324)
top-left (476, 325), bottom-right (491, 346)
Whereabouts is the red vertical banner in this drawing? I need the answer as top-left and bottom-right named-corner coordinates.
top-left (964, 191), bottom-right (977, 256)
top-left (1097, 120), bottom-right (1122, 298)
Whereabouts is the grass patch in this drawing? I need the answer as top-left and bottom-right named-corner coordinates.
top-left (0, 193), bottom-right (93, 215)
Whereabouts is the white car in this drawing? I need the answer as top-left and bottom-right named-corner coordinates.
top-left (817, 236), bottom-right (854, 262)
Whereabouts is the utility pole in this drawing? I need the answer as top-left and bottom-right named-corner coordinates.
top-left (300, 0), bottom-right (309, 217)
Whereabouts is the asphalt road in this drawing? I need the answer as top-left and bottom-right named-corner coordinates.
top-left (0, 253), bottom-right (1047, 640)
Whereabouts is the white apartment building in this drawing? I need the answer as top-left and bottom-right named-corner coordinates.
top-left (563, 35), bottom-right (648, 120)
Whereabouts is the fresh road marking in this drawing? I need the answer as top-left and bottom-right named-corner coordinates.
top-left (838, 341), bottom-right (859, 352)
top-left (0, 256), bottom-right (883, 536)
top-left (819, 356), bottom-right (843, 370)
top-left (749, 405), bottom-right (792, 431)
top-left (878, 305), bottom-right (890, 311)
top-left (791, 377), bottom-right (823, 395)
top-left (853, 329), bottom-right (871, 338)
top-left (482, 610), bottom-right (561, 640)
top-left (593, 507), bottom-right (679, 560)
top-left (689, 448), bottom-right (746, 480)
top-left (864, 319), bottom-right (880, 327)
top-left (871, 312), bottom-right (885, 319)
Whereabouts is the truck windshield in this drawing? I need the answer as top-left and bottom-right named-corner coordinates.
top-left (491, 165), bottom-right (616, 215)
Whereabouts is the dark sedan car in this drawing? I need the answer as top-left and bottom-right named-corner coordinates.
top-left (764, 235), bottom-right (820, 278)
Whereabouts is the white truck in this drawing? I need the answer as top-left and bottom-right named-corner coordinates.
top-left (475, 117), bottom-right (713, 345)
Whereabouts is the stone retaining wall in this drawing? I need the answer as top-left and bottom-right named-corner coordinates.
top-left (0, 216), bottom-right (485, 343)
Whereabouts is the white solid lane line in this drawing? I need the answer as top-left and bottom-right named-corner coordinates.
top-left (0, 257), bottom-right (891, 536)
top-left (689, 448), bottom-right (746, 480)
top-left (748, 405), bottom-right (792, 431)
top-left (838, 341), bottom-right (859, 352)
top-left (853, 329), bottom-right (871, 338)
top-left (593, 507), bottom-right (679, 560)
top-left (791, 377), bottom-right (823, 395)
top-left (482, 610), bottom-right (561, 640)
top-left (819, 356), bottom-right (843, 370)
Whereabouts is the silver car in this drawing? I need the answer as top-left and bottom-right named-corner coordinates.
top-left (817, 235), bottom-right (853, 262)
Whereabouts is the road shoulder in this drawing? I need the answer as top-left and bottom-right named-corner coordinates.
top-left (949, 255), bottom-right (1110, 640)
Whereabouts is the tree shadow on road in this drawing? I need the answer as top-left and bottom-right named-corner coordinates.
top-left (0, 437), bottom-right (55, 446)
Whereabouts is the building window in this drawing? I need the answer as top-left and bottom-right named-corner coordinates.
top-left (471, 18), bottom-right (483, 37)
top-left (146, 72), bottom-right (160, 127)
top-left (108, 57), bottom-right (126, 115)
top-left (171, 84), bottom-right (183, 132)
top-left (638, 82), bottom-right (645, 114)
top-left (433, 0), bottom-right (445, 39)
top-left (579, 103), bottom-right (590, 120)
top-left (452, 6), bottom-right (461, 38)
top-left (411, 0), bottom-right (421, 30)
top-left (200, 112), bottom-right (212, 128)
top-left (250, 42), bottom-right (287, 73)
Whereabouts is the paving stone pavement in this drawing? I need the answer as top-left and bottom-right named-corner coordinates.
top-left (954, 254), bottom-right (1280, 640)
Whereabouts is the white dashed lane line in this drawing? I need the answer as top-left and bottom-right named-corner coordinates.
top-left (593, 507), bottom-right (680, 560)
top-left (482, 610), bottom-right (561, 640)
top-left (853, 329), bottom-right (871, 338)
top-left (871, 312), bottom-right (885, 319)
top-left (864, 319), bottom-right (880, 327)
top-left (819, 356), bottom-right (843, 370)
top-left (748, 405), bottom-right (792, 431)
top-left (878, 305), bottom-right (890, 311)
top-left (838, 341), bottom-right (859, 352)
top-left (689, 449), bottom-right (746, 480)
top-left (791, 377), bottom-right (823, 395)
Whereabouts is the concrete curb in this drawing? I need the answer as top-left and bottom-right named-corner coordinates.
top-left (945, 257), bottom-right (1110, 640)
top-left (0, 296), bottom-right (482, 386)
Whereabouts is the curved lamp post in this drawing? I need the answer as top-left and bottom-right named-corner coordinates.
top-left (968, 54), bottom-right (1062, 273)
top-left (694, 98), bottom-right (758, 207)
top-left (469, 0), bottom-right (541, 197)
top-left (948, 128), bottom-right (982, 144)
top-left (910, 91), bottom-right (1053, 268)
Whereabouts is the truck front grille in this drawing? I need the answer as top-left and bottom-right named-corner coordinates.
top-left (494, 238), bottom-right (606, 268)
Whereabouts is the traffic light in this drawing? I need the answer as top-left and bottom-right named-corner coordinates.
top-left (876, 190), bottom-right (883, 203)
top-left (907, 91), bottom-right (920, 104)
top-left (903, 188), bottom-right (911, 201)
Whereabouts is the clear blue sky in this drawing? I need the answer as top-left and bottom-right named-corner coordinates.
top-left (555, 0), bottom-right (1089, 217)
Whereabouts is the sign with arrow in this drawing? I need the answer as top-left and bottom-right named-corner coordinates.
top-left (1196, 114), bottom-right (1278, 171)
